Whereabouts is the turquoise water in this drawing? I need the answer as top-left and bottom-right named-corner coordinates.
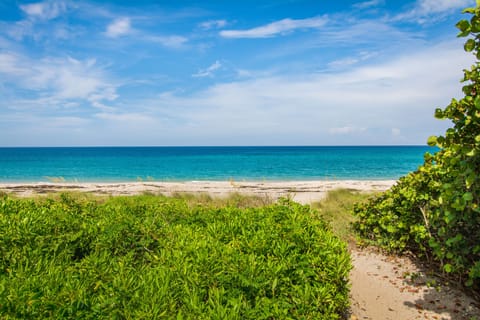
top-left (0, 146), bottom-right (435, 182)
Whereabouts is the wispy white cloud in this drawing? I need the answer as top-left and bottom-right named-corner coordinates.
top-left (20, 0), bottom-right (67, 20)
top-left (105, 16), bottom-right (188, 48)
top-left (148, 35), bottom-right (188, 48)
top-left (199, 19), bottom-right (227, 30)
top-left (5, 0), bottom-right (73, 41)
top-left (94, 112), bottom-right (152, 123)
top-left (192, 61), bottom-right (222, 78)
top-left (0, 53), bottom-right (119, 111)
top-left (353, 0), bottom-right (385, 10)
top-left (329, 126), bottom-right (367, 135)
top-left (414, 0), bottom-right (472, 14)
top-left (327, 51), bottom-right (378, 69)
top-left (219, 16), bottom-right (327, 39)
top-left (105, 17), bottom-right (132, 38)
top-left (327, 57), bottom-right (359, 69)
top-left (318, 19), bottom-right (414, 45)
top-left (0, 53), bottom-right (30, 77)
top-left (394, 0), bottom-right (473, 23)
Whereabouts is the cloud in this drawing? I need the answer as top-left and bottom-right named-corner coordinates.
top-left (219, 16), bottom-right (327, 39)
top-left (148, 35), bottom-right (188, 48)
top-left (20, 0), bottom-right (67, 20)
top-left (192, 61), bottom-right (222, 78)
top-left (95, 112), bottom-right (154, 123)
top-left (199, 19), bottom-right (227, 30)
top-left (105, 17), bottom-right (132, 38)
top-left (353, 0), bottom-right (385, 10)
top-left (0, 53), bottom-right (30, 77)
top-left (328, 126), bottom-right (367, 135)
top-left (328, 57), bottom-right (360, 69)
top-left (391, 128), bottom-right (401, 136)
top-left (105, 19), bottom-right (188, 48)
top-left (415, 0), bottom-right (472, 14)
top-left (327, 52), bottom-right (378, 69)
top-left (0, 53), bottom-right (118, 110)
top-left (394, 0), bottom-right (472, 23)
top-left (6, 1), bottom-right (72, 41)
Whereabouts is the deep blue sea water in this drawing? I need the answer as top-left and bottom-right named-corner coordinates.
top-left (0, 146), bottom-right (436, 182)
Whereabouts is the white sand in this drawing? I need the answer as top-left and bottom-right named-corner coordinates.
top-left (0, 180), bottom-right (396, 204)
top-left (350, 249), bottom-right (480, 320)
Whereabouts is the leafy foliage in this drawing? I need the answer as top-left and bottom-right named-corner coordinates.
top-left (0, 193), bottom-right (350, 319)
top-left (353, 3), bottom-right (480, 288)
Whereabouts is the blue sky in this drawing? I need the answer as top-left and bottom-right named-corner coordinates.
top-left (0, 0), bottom-right (475, 146)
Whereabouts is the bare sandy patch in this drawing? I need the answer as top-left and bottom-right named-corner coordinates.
top-left (350, 248), bottom-right (480, 320)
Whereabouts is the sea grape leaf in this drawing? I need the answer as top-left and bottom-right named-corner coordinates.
top-left (465, 39), bottom-right (476, 51)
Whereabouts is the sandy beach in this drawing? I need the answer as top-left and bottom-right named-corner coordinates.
top-left (0, 180), bottom-right (396, 204)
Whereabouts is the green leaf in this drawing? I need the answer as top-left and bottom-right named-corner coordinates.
top-left (466, 173), bottom-right (476, 188)
top-left (465, 39), bottom-right (476, 52)
top-left (427, 136), bottom-right (437, 146)
top-left (386, 225), bottom-right (396, 233)
top-left (464, 7), bottom-right (476, 14)
top-left (444, 211), bottom-right (455, 224)
top-left (463, 192), bottom-right (473, 201)
top-left (434, 108), bottom-right (444, 119)
top-left (476, 96), bottom-right (480, 109)
top-left (472, 16), bottom-right (480, 32)
top-left (444, 264), bottom-right (453, 273)
top-left (463, 7), bottom-right (476, 14)
top-left (457, 19), bottom-right (471, 32)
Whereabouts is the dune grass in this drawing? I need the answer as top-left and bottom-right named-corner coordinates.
top-left (312, 189), bottom-right (372, 243)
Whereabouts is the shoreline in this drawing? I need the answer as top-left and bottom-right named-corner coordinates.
top-left (0, 180), bottom-right (396, 204)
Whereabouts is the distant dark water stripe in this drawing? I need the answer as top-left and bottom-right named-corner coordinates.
top-left (0, 146), bottom-right (436, 182)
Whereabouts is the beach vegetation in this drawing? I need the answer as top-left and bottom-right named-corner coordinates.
top-left (353, 2), bottom-right (480, 290)
top-left (312, 189), bottom-right (369, 243)
top-left (169, 192), bottom-right (274, 208)
top-left (0, 193), bottom-right (351, 319)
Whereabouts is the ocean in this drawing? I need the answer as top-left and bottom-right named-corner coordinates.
top-left (0, 146), bottom-right (436, 182)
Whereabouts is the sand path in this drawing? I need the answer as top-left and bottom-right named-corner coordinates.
top-left (1, 180), bottom-right (479, 319)
top-left (350, 249), bottom-right (480, 320)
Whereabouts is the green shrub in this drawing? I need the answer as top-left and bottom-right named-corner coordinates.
top-left (0, 193), bottom-right (350, 319)
top-left (353, 2), bottom-right (480, 289)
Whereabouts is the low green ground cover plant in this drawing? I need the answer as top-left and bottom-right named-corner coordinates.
top-left (0, 193), bottom-right (350, 319)
top-left (353, 3), bottom-right (480, 290)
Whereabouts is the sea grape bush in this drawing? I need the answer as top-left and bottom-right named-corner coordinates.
top-left (354, 2), bottom-right (480, 288)
top-left (0, 193), bottom-right (351, 319)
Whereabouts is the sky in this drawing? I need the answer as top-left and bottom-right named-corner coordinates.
top-left (0, 0), bottom-right (476, 146)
